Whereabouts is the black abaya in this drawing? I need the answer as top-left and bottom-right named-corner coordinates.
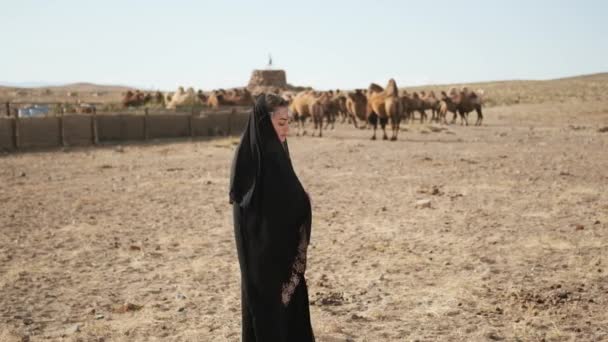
top-left (230, 95), bottom-right (315, 342)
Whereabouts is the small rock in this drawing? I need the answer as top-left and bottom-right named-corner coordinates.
top-left (20, 172), bottom-right (26, 177)
top-left (176, 293), bottom-right (186, 300)
top-left (486, 331), bottom-right (505, 340)
top-left (415, 199), bottom-right (432, 209)
top-left (598, 126), bottom-right (608, 133)
top-left (113, 302), bottom-right (143, 313)
top-left (575, 224), bottom-right (584, 231)
top-left (66, 324), bottom-right (81, 334)
top-left (95, 314), bottom-right (105, 320)
top-left (177, 306), bottom-right (186, 312)
top-left (594, 220), bottom-right (601, 225)
top-left (129, 245), bottom-right (141, 251)
top-left (446, 310), bottom-right (460, 316)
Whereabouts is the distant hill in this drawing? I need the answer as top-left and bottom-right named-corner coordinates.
top-left (400, 72), bottom-right (608, 107)
top-left (0, 82), bottom-right (136, 104)
top-left (0, 82), bottom-right (134, 92)
top-left (1, 73), bottom-right (607, 106)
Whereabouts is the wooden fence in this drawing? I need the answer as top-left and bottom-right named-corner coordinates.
top-left (0, 109), bottom-right (250, 152)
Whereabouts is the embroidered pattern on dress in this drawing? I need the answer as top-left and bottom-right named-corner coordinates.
top-left (281, 224), bottom-right (308, 307)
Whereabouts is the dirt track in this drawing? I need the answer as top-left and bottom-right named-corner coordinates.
top-left (1, 101), bottom-right (607, 341)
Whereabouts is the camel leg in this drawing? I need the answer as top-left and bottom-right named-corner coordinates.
top-left (476, 107), bottom-right (483, 126)
top-left (301, 117), bottom-right (308, 135)
top-left (380, 116), bottom-right (389, 140)
top-left (460, 111), bottom-right (468, 126)
top-left (368, 113), bottom-right (378, 140)
top-left (350, 114), bottom-right (359, 129)
top-left (451, 111), bottom-right (457, 124)
top-left (390, 115), bottom-right (399, 141)
top-left (296, 115), bottom-right (302, 136)
top-left (323, 113), bottom-right (332, 130)
top-left (319, 116), bottom-right (324, 137)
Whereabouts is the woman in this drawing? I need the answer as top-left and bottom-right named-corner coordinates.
top-left (229, 93), bottom-right (315, 341)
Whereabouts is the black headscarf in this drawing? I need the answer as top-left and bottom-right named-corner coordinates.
top-left (230, 95), bottom-right (312, 341)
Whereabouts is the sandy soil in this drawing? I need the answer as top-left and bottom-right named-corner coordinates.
top-left (1, 100), bottom-right (607, 341)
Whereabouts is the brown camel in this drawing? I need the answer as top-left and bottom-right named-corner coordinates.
top-left (207, 88), bottom-right (253, 108)
top-left (366, 79), bottom-right (403, 141)
top-left (400, 91), bottom-right (426, 123)
top-left (122, 90), bottom-right (145, 108)
top-left (440, 91), bottom-right (460, 124)
top-left (289, 91), bottom-right (316, 136)
top-left (420, 91), bottom-right (440, 122)
top-left (346, 89), bottom-right (368, 129)
top-left (289, 91), bottom-right (337, 137)
top-left (449, 88), bottom-right (484, 126)
top-left (311, 92), bottom-right (335, 137)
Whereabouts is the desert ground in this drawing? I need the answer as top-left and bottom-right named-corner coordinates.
top-left (1, 96), bottom-right (608, 341)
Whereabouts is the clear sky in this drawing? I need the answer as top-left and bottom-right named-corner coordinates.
top-left (1, 0), bottom-right (607, 90)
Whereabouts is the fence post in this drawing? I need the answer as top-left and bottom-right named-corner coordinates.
top-left (59, 112), bottom-right (66, 147)
top-left (189, 110), bottom-right (195, 139)
top-left (92, 111), bottom-right (98, 145)
top-left (228, 108), bottom-right (236, 136)
top-left (13, 107), bottom-right (19, 149)
top-left (144, 108), bottom-right (149, 140)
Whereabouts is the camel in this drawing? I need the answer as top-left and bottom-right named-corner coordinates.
top-left (197, 90), bottom-right (207, 104)
top-left (436, 100), bottom-right (449, 125)
top-left (331, 90), bottom-right (349, 124)
top-left (346, 89), bottom-right (368, 129)
top-left (166, 87), bottom-right (202, 109)
top-left (440, 91), bottom-right (460, 124)
top-left (366, 79), bottom-right (402, 141)
top-left (290, 91), bottom-right (336, 137)
top-left (289, 91), bottom-right (316, 136)
top-left (399, 91), bottom-right (414, 124)
top-left (321, 91), bottom-right (342, 131)
top-left (420, 91), bottom-right (440, 122)
top-left (207, 88), bottom-right (253, 108)
top-left (122, 90), bottom-right (145, 108)
top-left (311, 92), bottom-right (335, 137)
top-left (448, 88), bottom-right (484, 126)
top-left (400, 91), bottom-right (425, 124)
top-left (153, 91), bottom-right (165, 106)
top-left (404, 91), bottom-right (437, 123)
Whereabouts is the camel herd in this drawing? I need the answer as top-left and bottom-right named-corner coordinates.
top-left (122, 80), bottom-right (484, 141)
top-left (122, 87), bottom-right (253, 110)
top-left (286, 79), bottom-right (484, 141)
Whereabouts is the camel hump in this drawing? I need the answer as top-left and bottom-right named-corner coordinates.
top-left (368, 83), bottom-right (384, 93)
top-left (385, 79), bottom-right (398, 96)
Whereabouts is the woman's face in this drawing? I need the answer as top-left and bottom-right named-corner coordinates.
top-left (271, 106), bottom-right (289, 143)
